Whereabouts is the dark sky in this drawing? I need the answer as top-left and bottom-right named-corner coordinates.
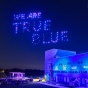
top-left (0, 0), bottom-right (88, 70)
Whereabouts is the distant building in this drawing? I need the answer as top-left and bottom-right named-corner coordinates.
top-left (10, 72), bottom-right (25, 80)
top-left (45, 49), bottom-right (88, 87)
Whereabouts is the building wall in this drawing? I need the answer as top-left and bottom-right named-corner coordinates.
top-left (45, 49), bottom-right (88, 86)
top-left (45, 49), bottom-right (58, 81)
top-left (53, 52), bottom-right (88, 72)
top-left (53, 52), bottom-right (88, 86)
top-left (45, 49), bottom-right (76, 82)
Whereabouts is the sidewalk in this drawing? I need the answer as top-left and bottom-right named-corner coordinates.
top-left (37, 82), bottom-right (86, 88)
top-left (38, 82), bottom-right (69, 88)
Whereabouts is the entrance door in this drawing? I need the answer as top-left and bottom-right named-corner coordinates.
top-left (64, 77), bottom-right (66, 82)
top-left (67, 77), bottom-right (69, 82)
top-left (56, 75), bottom-right (58, 82)
top-left (82, 78), bottom-right (85, 85)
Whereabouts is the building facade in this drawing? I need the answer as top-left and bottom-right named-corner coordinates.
top-left (10, 72), bottom-right (25, 80)
top-left (45, 49), bottom-right (88, 87)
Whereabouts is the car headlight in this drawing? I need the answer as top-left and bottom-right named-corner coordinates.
top-left (33, 79), bottom-right (39, 82)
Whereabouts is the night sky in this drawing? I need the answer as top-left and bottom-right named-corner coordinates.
top-left (0, 0), bottom-right (88, 70)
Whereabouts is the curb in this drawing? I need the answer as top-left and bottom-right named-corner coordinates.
top-left (37, 82), bottom-right (86, 88)
top-left (37, 82), bottom-right (68, 88)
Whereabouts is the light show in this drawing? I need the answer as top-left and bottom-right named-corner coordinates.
top-left (13, 12), bottom-right (68, 44)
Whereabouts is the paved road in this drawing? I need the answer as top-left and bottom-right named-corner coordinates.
top-left (0, 82), bottom-right (57, 88)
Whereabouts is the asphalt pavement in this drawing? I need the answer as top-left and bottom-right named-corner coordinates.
top-left (0, 82), bottom-right (57, 88)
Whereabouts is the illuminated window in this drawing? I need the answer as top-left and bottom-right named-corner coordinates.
top-left (55, 66), bottom-right (58, 70)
